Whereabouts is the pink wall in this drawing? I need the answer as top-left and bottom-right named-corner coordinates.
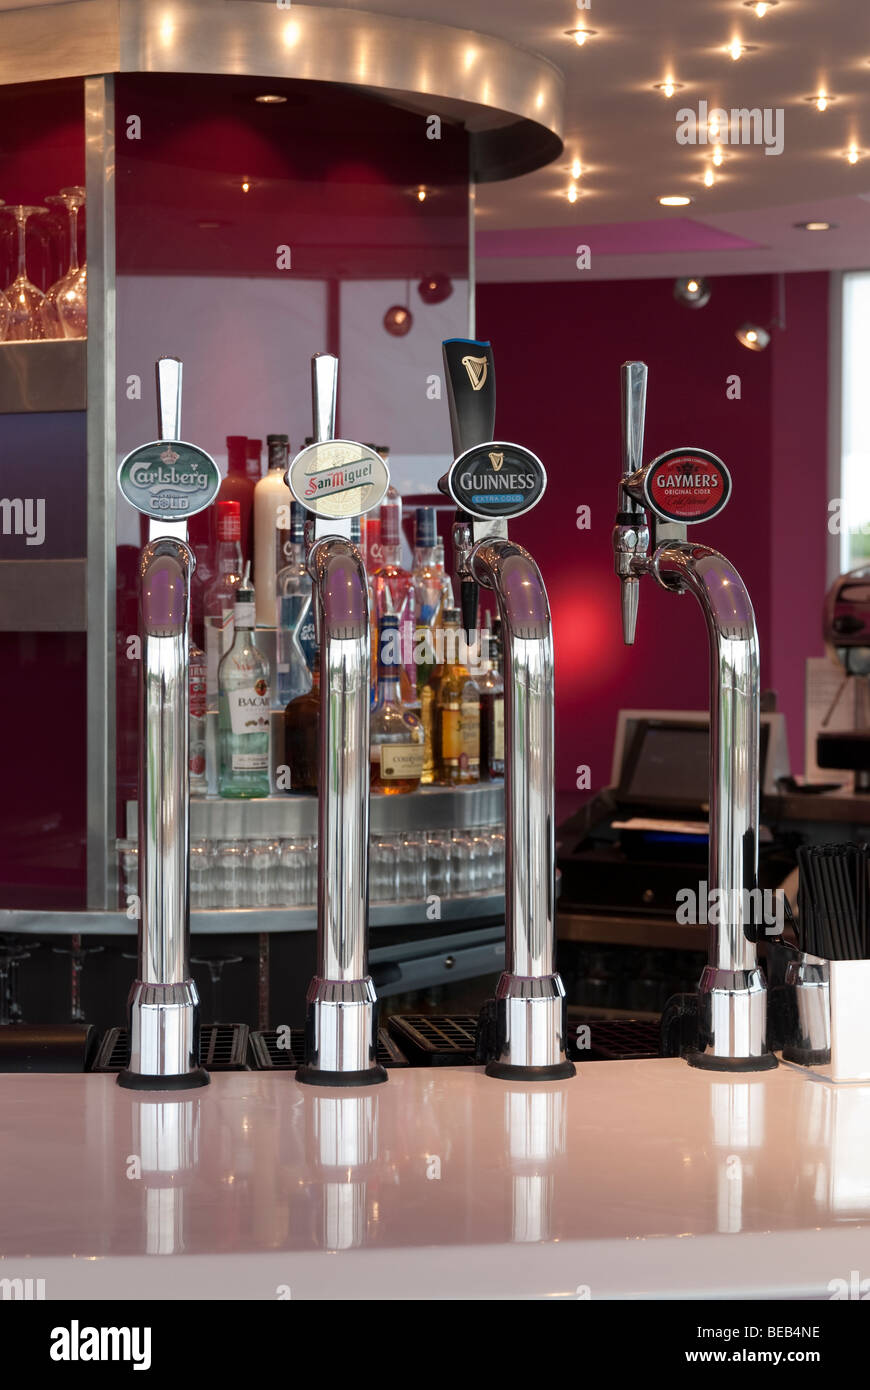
top-left (477, 272), bottom-right (829, 794)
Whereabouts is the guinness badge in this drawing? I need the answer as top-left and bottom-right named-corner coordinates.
top-left (461, 355), bottom-right (488, 391)
top-left (446, 439), bottom-right (546, 521)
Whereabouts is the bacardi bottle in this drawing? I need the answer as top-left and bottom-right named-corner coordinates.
top-left (217, 566), bottom-right (271, 798)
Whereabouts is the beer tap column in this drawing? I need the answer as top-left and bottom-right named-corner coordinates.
top-left (286, 354), bottom-right (390, 1086)
top-left (117, 358), bottom-right (221, 1089)
top-left (612, 360), bottom-right (775, 1070)
top-left (441, 339), bottom-right (575, 1080)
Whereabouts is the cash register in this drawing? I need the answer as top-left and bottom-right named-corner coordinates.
top-left (557, 709), bottom-right (791, 919)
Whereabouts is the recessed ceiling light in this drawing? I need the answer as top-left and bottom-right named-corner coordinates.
top-left (794, 220), bottom-right (836, 231)
top-left (240, 179), bottom-right (252, 193)
top-left (564, 28), bottom-right (598, 46)
top-left (845, 144), bottom-right (864, 165)
top-left (711, 146), bottom-right (725, 167)
top-left (743, 0), bottom-right (778, 14)
top-left (805, 91), bottom-right (835, 111)
top-left (255, 94), bottom-right (287, 105)
top-left (703, 167), bottom-right (715, 187)
top-left (567, 183), bottom-right (580, 204)
top-left (726, 39), bottom-right (758, 60)
top-left (658, 194), bottom-right (693, 207)
top-left (653, 79), bottom-right (684, 97)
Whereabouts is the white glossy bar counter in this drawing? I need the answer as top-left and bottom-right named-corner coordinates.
top-left (2, 1060), bottom-right (869, 1300)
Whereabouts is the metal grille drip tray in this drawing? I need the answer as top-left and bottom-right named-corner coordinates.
top-left (386, 1014), bottom-right (480, 1066)
top-left (92, 1023), bottom-right (250, 1072)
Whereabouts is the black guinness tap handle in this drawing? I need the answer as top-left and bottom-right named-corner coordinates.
top-left (442, 338), bottom-right (496, 454)
top-left (441, 339), bottom-right (496, 640)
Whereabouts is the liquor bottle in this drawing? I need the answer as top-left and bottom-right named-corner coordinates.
top-left (411, 506), bottom-right (442, 728)
top-left (435, 607), bottom-right (480, 785)
top-left (419, 626), bottom-right (444, 786)
top-left (434, 537), bottom-right (455, 610)
top-left (204, 500), bottom-right (243, 708)
top-left (217, 565), bottom-right (271, 798)
top-left (283, 643), bottom-right (320, 793)
top-left (276, 500), bottom-right (316, 706)
top-left (218, 435), bottom-right (256, 566)
top-left (477, 618), bottom-right (505, 782)
top-left (372, 493), bottom-right (414, 701)
top-left (370, 613), bottom-right (424, 795)
top-left (253, 433), bottom-right (290, 627)
top-left (189, 642), bottom-right (208, 794)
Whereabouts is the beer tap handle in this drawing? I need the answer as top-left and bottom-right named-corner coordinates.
top-left (312, 352), bottom-right (338, 444)
top-left (620, 360), bottom-right (647, 508)
top-left (613, 361), bottom-right (650, 647)
top-left (441, 339), bottom-right (496, 636)
top-left (156, 357), bottom-right (182, 442)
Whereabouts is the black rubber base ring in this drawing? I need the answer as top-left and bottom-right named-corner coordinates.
top-left (116, 1066), bottom-right (211, 1091)
top-left (485, 1059), bottom-right (577, 1082)
top-left (783, 1045), bottom-right (831, 1068)
top-left (296, 1063), bottom-right (388, 1088)
top-left (685, 1049), bottom-right (778, 1073)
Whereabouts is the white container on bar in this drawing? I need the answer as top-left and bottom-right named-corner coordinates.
top-left (830, 959), bottom-right (870, 1082)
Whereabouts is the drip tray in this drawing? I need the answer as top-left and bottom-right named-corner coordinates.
top-left (569, 1018), bottom-right (662, 1062)
top-left (92, 1023), bottom-right (250, 1072)
top-left (387, 1014), bottom-right (480, 1066)
top-left (250, 1028), bottom-right (408, 1070)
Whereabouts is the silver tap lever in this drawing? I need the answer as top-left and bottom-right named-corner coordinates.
top-left (312, 352), bottom-right (338, 444)
top-left (156, 356), bottom-right (183, 441)
top-left (612, 361), bottom-right (650, 646)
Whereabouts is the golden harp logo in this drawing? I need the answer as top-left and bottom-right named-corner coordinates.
top-left (488, 451), bottom-right (504, 471)
top-left (461, 354), bottom-right (488, 391)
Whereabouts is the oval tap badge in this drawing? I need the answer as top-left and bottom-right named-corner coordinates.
top-left (447, 440), bottom-right (546, 521)
top-left (117, 440), bottom-right (221, 520)
top-left (286, 440), bottom-right (389, 520)
top-left (643, 447), bottom-right (731, 524)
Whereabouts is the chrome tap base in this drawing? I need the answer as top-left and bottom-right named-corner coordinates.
top-left (687, 966), bottom-right (777, 1071)
top-left (297, 978), bottom-right (388, 1087)
top-left (118, 979), bottom-right (210, 1090)
top-left (483, 972), bottom-right (576, 1080)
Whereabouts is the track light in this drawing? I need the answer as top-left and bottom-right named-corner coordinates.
top-left (674, 277), bottom-right (712, 308)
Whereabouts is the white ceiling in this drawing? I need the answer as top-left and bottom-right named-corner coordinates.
top-left (311, 0), bottom-right (870, 279)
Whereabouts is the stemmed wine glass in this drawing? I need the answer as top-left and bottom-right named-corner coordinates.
top-left (45, 186), bottom-right (86, 339)
top-left (0, 200), bottom-right (11, 342)
top-left (3, 205), bottom-right (47, 341)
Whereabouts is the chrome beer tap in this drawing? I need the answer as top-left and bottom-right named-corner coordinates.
top-left (440, 338), bottom-right (575, 1080)
top-left (612, 360), bottom-right (776, 1070)
top-left (285, 354), bottom-right (390, 1086)
top-left (117, 358), bottom-right (221, 1089)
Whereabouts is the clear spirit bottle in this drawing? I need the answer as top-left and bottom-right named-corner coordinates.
top-left (218, 566), bottom-right (271, 798)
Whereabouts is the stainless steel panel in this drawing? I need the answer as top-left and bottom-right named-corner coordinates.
top-left (0, 341), bottom-right (86, 413)
top-left (85, 73), bottom-right (117, 910)
top-left (0, 558), bottom-right (85, 631)
top-left (0, 893), bottom-right (505, 936)
top-left (126, 782), bottom-right (504, 839)
top-left (0, 1), bottom-right (562, 181)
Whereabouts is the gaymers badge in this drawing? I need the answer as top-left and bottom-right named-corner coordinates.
top-left (642, 447), bottom-right (731, 525)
